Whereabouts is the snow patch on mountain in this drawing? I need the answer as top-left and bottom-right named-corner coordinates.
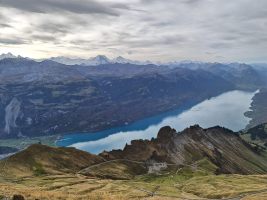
top-left (0, 53), bottom-right (18, 60)
top-left (46, 55), bottom-right (155, 66)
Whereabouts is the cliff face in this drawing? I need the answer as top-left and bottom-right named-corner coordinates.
top-left (101, 125), bottom-right (267, 174)
top-left (245, 88), bottom-right (267, 129)
top-left (242, 123), bottom-right (267, 147)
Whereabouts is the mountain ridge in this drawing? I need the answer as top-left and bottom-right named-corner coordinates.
top-left (3, 52), bottom-right (267, 68)
top-left (1, 124), bottom-right (267, 179)
top-left (100, 125), bottom-right (267, 175)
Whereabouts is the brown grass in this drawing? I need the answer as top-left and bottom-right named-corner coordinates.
top-left (1, 174), bottom-right (267, 200)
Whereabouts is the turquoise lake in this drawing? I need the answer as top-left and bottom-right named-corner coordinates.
top-left (57, 90), bottom-right (256, 154)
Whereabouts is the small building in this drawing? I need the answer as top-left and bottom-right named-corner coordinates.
top-left (147, 162), bottom-right (167, 174)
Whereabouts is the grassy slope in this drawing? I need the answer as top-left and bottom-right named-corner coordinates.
top-left (80, 160), bottom-right (147, 180)
top-left (1, 171), bottom-right (267, 199)
top-left (0, 158), bottom-right (267, 199)
top-left (1, 131), bottom-right (267, 199)
top-left (0, 144), bottom-right (105, 178)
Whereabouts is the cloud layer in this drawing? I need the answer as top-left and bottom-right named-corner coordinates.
top-left (0, 0), bottom-right (267, 62)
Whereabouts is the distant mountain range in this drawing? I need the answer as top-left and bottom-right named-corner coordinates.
top-left (0, 53), bottom-right (18, 60)
top-left (48, 55), bottom-right (156, 66)
top-left (0, 53), bottom-right (155, 66)
top-left (0, 53), bottom-right (267, 139)
top-left (3, 52), bottom-right (267, 67)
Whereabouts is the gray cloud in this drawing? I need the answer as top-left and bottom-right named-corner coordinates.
top-left (0, 23), bottom-right (11, 28)
top-left (31, 34), bottom-right (57, 42)
top-left (36, 22), bottom-right (70, 34)
top-left (0, 0), bottom-right (122, 16)
top-left (0, 0), bottom-right (267, 62)
top-left (0, 37), bottom-right (28, 45)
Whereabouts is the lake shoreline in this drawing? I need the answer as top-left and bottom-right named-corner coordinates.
top-left (0, 89), bottom-right (257, 156)
top-left (58, 90), bottom-right (256, 154)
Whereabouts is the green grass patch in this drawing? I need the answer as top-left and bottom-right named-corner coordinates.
top-left (32, 162), bottom-right (46, 176)
top-left (0, 135), bottom-right (59, 150)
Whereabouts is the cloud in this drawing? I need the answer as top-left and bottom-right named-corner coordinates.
top-left (0, 23), bottom-right (12, 28)
top-left (31, 34), bottom-right (57, 42)
top-left (0, 0), bottom-right (267, 62)
top-left (0, 37), bottom-right (28, 45)
top-left (36, 22), bottom-right (70, 34)
top-left (0, 0), bottom-right (123, 16)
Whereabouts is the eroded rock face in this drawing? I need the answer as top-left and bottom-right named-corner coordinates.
top-left (4, 98), bottom-right (21, 134)
top-left (101, 125), bottom-right (267, 174)
top-left (157, 126), bottom-right (176, 141)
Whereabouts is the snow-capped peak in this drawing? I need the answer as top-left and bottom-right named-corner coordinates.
top-left (41, 55), bottom-right (156, 66)
top-left (112, 56), bottom-right (132, 64)
top-left (0, 52), bottom-right (18, 60)
top-left (92, 55), bottom-right (110, 64)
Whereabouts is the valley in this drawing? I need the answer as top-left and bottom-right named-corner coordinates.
top-left (0, 57), bottom-right (267, 200)
top-left (58, 90), bottom-right (255, 154)
top-left (0, 56), bottom-right (267, 156)
top-left (0, 58), bottom-right (237, 139)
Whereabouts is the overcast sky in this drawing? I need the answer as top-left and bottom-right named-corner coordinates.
top-left (0, 0), bottom-right (267, 62)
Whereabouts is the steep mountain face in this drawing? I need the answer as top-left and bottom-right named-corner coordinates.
top-left (245, 88), bottom-right (267, 128)
top-left (177, 62), bottom-right (265, 90)
top-left (0, 58), bottom-right (234, 138)
top-left (47, 55), bottom-right (110, 66)
top-left (0, 58), bottom-right (86, 84)
top-left (219, 63), bottom-right (264, 90)
top-left (241, 123), bottom-right (267, 147)
top-left (251, 63), bottom-right (267, 85)
top-left (101, 125), bottom-right (267, 175)
top-left (0, 59), bottom-right (98, 138)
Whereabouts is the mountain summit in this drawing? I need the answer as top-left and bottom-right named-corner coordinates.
top-left (48, 55), bottom-right (151, 66)
top-left (0, 53), bottom-right (18, 60)
top-left (101, 125), bottom-right (267, 175)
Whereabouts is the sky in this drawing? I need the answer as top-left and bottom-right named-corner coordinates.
top-left (0, 0), bottom-right (267, 62)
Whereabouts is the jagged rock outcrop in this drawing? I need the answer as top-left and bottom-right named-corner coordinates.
top-left (4, 98), bottom-right (21, 134)
top-left (100, 125), bottom-right (267, 174)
